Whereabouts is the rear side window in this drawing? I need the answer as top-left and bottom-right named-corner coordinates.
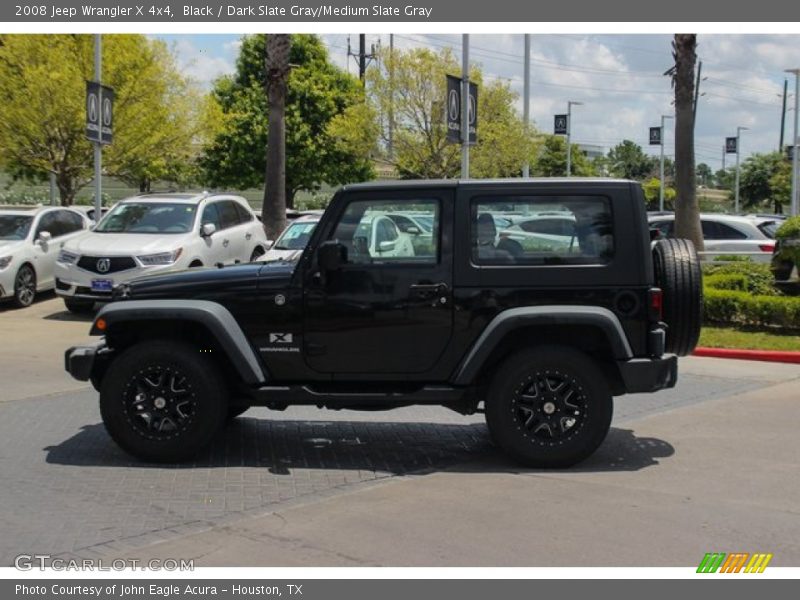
top-left (472, 196), bottom-right (614, 265)
top-left (702, 220), bottom-right (748, 240)
top-left (218, 201), bottom-right (241, 229)
top-left (234, 201), bottom-right (254, 223)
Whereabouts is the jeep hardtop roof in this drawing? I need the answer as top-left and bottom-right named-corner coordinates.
top-left (341, 178), bottom-right (637, 192)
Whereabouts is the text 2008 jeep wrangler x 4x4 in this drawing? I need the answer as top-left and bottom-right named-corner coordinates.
top-left (65, 179), bottom-right (702, 468)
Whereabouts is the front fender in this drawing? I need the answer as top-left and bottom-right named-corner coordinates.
top-left (91, 299), bottom-right (267, 385)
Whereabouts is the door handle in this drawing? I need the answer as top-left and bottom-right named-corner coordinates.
top-left (409, 282), bottom-right (449, 303)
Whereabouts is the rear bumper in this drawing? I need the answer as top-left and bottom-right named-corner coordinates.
top-left (64, 342), bottom-right (106, 382)
top-left (617, 354), bottom-right (678, 394)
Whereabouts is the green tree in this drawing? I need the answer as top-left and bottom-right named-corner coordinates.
top-left (696, 162), bottom-right (712, 187)
top-left (0, 34), bottom-right (202, 204)
top-left (367, 47), bottom-right (538, 179)
top-left (606, 140), bottom-right (656, 180)
top-left (532, 136), bottom-right (596, 177)
top-left (739, 151), bottom-right (789, 211)
top-left (642, 177), bottom-right (676, 209)
top-left (715, 168), bottom-right (733, 191)
top-left (200, 34), bottom-right (375, 207)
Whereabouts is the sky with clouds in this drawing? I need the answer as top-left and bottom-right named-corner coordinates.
top-left (154, 33), bottom-right (800, 170)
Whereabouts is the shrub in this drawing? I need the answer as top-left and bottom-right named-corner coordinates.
top-left (703, 288), bottom-right (800, 328)
top-left (775, 215), bottom-right (800, 240)
top-left (704, 273), bottom-right (747, 292)
top-left (702, 261), bottom-right (779, 296)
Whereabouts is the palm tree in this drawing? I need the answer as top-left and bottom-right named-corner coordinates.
top-left (262, 34), bottom-right (291, 241)
top-left (666, 34), bottom-right (704, 250)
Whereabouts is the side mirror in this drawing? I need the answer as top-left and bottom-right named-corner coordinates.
top-left (201, 223), bottom-right (217, 237)
top-left (265, 239), bottom-right (274, 250)
top-left (406, 226), bottom-right (421, 235)
top-left (37, 231), bottom-right (52, 245)
top-left (378, 240), bottom-right (396, 253)
top-left (318, 240), bottom-right (346, 271)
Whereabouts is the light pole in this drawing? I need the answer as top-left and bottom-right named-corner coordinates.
top-left (659, 114), bottom-right (674, 212)
top-left (461, 34), bottom-right (469, 179)
top-left (786, 68), bottom-right (800, 216)
top-left (734, 126), bottom-right (749, 214)
top-left (522, 34), bottom-right (530, 178)
top-left (566, 100), bottom-right (583, 177)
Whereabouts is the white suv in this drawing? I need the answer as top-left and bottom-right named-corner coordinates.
top-left (55, 192), bottom-right (268, 312)
top-left (0, 207), bottom-right (91, 308)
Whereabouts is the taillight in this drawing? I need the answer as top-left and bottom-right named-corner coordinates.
top-left (649, 288), bottom-right (663, 321)
top-left (759, 243), bottom-right (776, 253)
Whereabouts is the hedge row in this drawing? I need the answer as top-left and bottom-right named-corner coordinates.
top-left (703, 288), bottom-right (800, 328)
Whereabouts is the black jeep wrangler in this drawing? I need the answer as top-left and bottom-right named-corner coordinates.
top-left (65, 179), bottom-right (702, 468)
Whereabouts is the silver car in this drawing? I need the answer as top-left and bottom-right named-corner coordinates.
top-left (648, 213), bottom-right (777, 263)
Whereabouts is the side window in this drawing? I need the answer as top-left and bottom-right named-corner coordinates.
top-left (652, 220), bottom-right (674, 237)
top-left (713, 221), bottom-right (748, 240)
top-left (59, 211), bottom-right (84, 235)
top-left (701, 220), bottom-right (719, 240)
top-left (472, 195), bottom-right (613, 265)
top-left (234, 201), bottom-right (254, 223)
top-left (218, 201), bottom-right (241, 230)
top-left (330, 199), bottom-right (439, 264)
top-left (35, 212), bottom-right (59, 238)
top-left (201, 203), bottom-right (222, 230)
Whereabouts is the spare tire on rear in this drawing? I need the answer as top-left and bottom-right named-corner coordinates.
top-left (652, 238), bottom-right (702, 356)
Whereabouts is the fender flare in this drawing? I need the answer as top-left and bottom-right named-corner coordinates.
top-left (92, 299), bottom-right (267, 385)
top-left (451, 306), bottom-right (633, 385)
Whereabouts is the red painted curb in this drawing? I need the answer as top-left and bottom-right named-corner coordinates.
top-left (693, 347), bottom-right (800, 364)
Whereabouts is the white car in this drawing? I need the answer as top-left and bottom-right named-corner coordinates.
top-left (350, 213), bottom-right (416, 261)
top-left (648, 213), bottom-right (778, 263)
top-left (0, 207), bottom-right (91, 308)
top-left (261, 214), bottom-right (320, 263)
top-left (55, 192), bottom-right (268, 312)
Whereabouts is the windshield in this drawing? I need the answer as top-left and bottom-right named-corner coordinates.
top-left (274, 221), bottom-right (318, 250)
top-left (95, 203), bottom-right (197, 234)
top-left (0, 215), bottom-right (33, 241)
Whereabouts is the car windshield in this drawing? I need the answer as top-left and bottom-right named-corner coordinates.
top-left (274, 221), bottom-right (318, 250)
top-left (757, 220), bottom-right (779, 239)
top-left (95, 203), bottom-right (197, 234)
top-left (0, 215), bottom-right (33, 240)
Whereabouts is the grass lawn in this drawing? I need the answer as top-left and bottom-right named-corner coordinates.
top-left (699, 325), bottom-right (800, 352)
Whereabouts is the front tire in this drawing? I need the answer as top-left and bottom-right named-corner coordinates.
top-left (485, 347), bottom-right (613, 468)
top-left (12, 264), bottom-right (36, 308)
top-left (99, 340), bottom-right (229, 462)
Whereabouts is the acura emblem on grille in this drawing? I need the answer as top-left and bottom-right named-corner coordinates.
top-left (96, 258), bottom-right (111, 273)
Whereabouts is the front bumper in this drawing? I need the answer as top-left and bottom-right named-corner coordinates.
top-left (54, 260), bottom-right (183, 301)
top-left (65, 342), bottom-right (107, 382)
top-left (617, 354), bottom-right (678, 394)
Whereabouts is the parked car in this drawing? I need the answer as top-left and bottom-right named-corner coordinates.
top-left (54, 192), bottom-right (268, 313)
top-left (648, 214), bottom-right (777, 262)
top-left (0, 207), bottom-right (91, 308)
top-left (73, 205), bottom-right (111, 225)
top-left (261, 214), bottom-right (320, 263)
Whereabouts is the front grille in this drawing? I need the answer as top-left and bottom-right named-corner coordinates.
top-left (77, 256), bottom-right (136, 274)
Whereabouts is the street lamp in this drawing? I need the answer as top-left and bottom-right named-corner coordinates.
top-left (786, 68), bottom-right (800, 216)
top-left (659, 114), bottom-right (674, 212)
top-left (566, 100), bottom-right (583, 177)
top-left (734, 126), bottom-right (749, 214)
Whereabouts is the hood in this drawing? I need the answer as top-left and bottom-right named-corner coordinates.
top-left (262, 248), bottom-right (304, 263)
top-left (66, 232), bottom-right (188, 256)
top-left (122, 261), bottom-right (296, 301)
top-left (0, 240), bottom-right (25, 255)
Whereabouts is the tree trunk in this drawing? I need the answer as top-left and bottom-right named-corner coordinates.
top-left (262, 34), bottom-right (291, 241)
top-left (671, 34), bottom-right (704, 251)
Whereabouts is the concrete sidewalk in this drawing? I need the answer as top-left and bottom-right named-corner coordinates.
top-left (111, 374), bottom-right (800, 567)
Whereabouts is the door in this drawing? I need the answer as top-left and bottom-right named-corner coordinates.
top-left (217, 200), bottom-right (246, 263)
top-left (199, 201), bottom-right (231, 265)
top-left (303, 192), bottom-right (453, 375)
top-left (32, 210), bottom-right (84, 288)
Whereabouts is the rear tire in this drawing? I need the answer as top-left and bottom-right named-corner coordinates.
top-left (485, 346), bottom-right (613, 469)
top-left (64, 298), bottom-right (94, 314)
top-left (652, 238), bottom-right (702, 356)
top-left (99, 340), bottom-right (228, 462)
